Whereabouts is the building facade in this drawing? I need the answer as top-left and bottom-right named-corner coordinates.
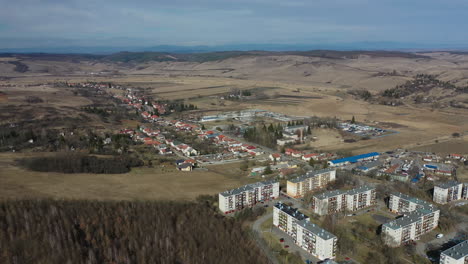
top-left (433, 181), bottom-right (464, 204)
top-left (273, 202), bottom-right (308, 236)
top-left (440, 240), bottom-right (468, 264)
top-left (286, 168), bottom-right (336, 198)
top-left (311, 190), bottom-right (348, 216)
top-left (383, 193), bottom-right (439, 247)
top-left (311, 186), bottom-right (376, 216)
top-left (218, 180), bottom-right (279, 213)
top-left (388, 192), bottom-right (433, 214)
top-left (345, 185), bottom-right (377, 212)
top-left (295, 220), bottom-right (338, 260)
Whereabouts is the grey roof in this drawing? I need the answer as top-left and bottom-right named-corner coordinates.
top-left (314, 189), bottom-right (348, 200)
top-left (391, 192), bottom-right (433, 209)
top-left (441, 240), bottom-right (468, 260)
top-left (288, 168), bottom-right (335, 183)
top-left (220, 180), bottom-right (278, 197)
top-left (383, 207), bottom-right (438, 230)
top-left (346, 185), bottom-right (375, 196)
top-left (274, 202), bottom-right (308, 221)
top-left (436, 181), bottom-right (462, 189)
top-left (296, 219), bottom-right (337, 240)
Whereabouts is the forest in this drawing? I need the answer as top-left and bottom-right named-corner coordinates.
top-left (0, 199), bottom-right (270, 264)
top-left (19, 154), bottom-right (143, 174)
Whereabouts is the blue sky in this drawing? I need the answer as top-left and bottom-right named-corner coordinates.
top-left (0, 0), bottom-right (467, 49)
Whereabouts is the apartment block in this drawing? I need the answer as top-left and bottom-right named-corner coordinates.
top-left (311, 190), bottom-right (348, 216)
top-left (296, 219), bottom-right (338, 260)
top-left (433, 181), bottom-right (464, 204)
top-left (218, 180), bottom-right (279, 213)
top-left (345, 185), bottom-right (377, 212)
top-left (286, 168), bottom-right (336, 198)
top-left (463, 184), bottom-right (468, 200)
top-left (389, 192), bottom-right (433, 214)
top-left (383, 194), bottom-right (439, 247)
top-left (273, 202), bottom-right (308, 236)
top-left (440, 240), bottom-right (468, 264)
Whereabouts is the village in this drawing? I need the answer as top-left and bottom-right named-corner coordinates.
top-left (60, 81), bottom-right (468, 264)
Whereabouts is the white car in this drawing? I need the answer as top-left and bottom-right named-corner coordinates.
top-left (436, 234), bottom-right (444, 239)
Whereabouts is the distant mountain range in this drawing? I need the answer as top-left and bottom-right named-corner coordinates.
top-left (1, 42), bottom-right (467, 54)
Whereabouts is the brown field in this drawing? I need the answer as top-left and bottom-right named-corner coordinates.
top-left (0, 153), bottom-right (250, 201)
top-left (1, 51), bottom-right (468, 200)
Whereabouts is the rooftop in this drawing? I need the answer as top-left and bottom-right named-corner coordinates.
top-left (288, 168), bottom-right (335, 183)
top-left (296, 219), bottom-right (337, 240)
top-left (274, 202), bottom-right (308, 221)
top-left (220, 180), bottom-right (278, 197)
top-left (329, 152), bottom-right (380, 165)
top-left (346, 185), bottom-right (375, 196)
top-left (314, 189), bottom-right (348, 200)
top-left (391, 192), bottom-right (433, 209)
top-left (436, 181), bottom-right (462, 189)
top-left (383, 206), bottom-right (439, 230)
top-left (441, 240), bottom-right (468, 260)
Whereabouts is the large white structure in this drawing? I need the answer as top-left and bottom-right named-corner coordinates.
top-left (383, 193), bottom-right (439, 247)
top-left (433, 181), bottom-right (464, 204)
top-left (389, 192), bottom-right (433, 213)
top-left (218, 180), bottom-right (279, 213)
top-left (286, 168), bottom-right (336, 198)
top-left (440, 240), bottom-right (468, 264)
top-left (311, 186), bottom-right (376, 216)
top-left (273, 202), bottom-right (308, 236)
top-left (345, 185), bottom-right (377, 212)
top-left (296, 220), bottom-right (338, 260)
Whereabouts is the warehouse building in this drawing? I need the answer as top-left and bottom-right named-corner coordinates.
top-left (328, 152), bottom-right (380, 167)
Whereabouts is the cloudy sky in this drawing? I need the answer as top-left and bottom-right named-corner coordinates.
top-left (0, 0), bottom-right (467, 49)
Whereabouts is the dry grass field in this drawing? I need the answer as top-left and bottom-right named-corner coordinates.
top-left (0, 152), bottom-right (250, 201)
top-left (1, 51), bottom-right (467, 201)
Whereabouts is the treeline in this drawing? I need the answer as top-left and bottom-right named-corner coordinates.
top-left (0, 199), bottom-right (270, 264)
top-left (382, 74), bottom-right (466, 99)
top-left (20, 154), bottom-right (143, 174)
top-left (244, 123), bottom-right (283, 148)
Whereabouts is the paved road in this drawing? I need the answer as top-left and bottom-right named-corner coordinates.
top-left (416, 222), bottom-right (468, 259)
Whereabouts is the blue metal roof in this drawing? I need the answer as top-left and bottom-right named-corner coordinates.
top-left (330, 152), bottom-right (379, 164)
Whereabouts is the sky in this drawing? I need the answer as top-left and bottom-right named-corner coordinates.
top-left (0, 0), bottom-right (467, 50)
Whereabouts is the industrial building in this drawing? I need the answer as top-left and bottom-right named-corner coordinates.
top-left (218, 180), bottom-right (279, 213)
top-left (328, 152), bottom-right (380, 167)
top-left (440, 240), bottom-right (468, 264)
top-left (433, 181), bottom-right (464, 204)
top-left (286, 168), bottom-right (336, 198)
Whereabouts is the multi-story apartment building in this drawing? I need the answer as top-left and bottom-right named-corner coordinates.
top-left (388, 192), bottom-right (433, 213)
top-left (218, 180), bottom-right (279, 213)
top-left (286, 168), bottom-right (336, 198)
top-left (433, 181), bottom-right (464, 204)
top-left (383, 193), bottom-right (439, 247)
top-left (273, 202), bottom-right (308, 237)
top-left (295, 219), bottom-right (337, 260)
top-left (440, 240), bottom-right (468, 264)
top-left (345, 185), bottom-right (377, 212)
top-left (311, 190), bottom-right (348, 216)
top-left (311, 186), bottom-right (376, 215)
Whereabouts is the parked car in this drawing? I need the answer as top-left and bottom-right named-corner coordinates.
top-left (284, 245), bottom-right (289, 248)
top-left (279, 238), bottom-right (284, 242)
top-left (436, 234), bottom-right (444, 239)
